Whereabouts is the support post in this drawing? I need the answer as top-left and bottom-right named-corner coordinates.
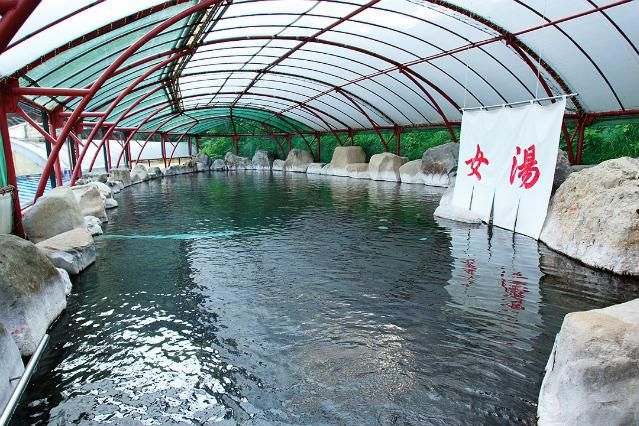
top-left (348, 129), bottom-right (354, 146)
top-left (315, 132), bottom-right (321, 162)
top-left (196, 136), bottom-right (200, 154)
top-left (575, 115), bottom-right (594, 165)
top-left (393, 125), bottom-right (403, 156)
top-left (0, 100), bottom-right (25, 237)
top-left (286, 134), bottom-right (291, 153)
top-left (233, 135), bottom-right (239, 155)
top-left (40, 110), bottom-right (56, 188)
top-left (188, 135), bottom-right (192, 157)
top-left (161, 133), bottom-right (167, 168)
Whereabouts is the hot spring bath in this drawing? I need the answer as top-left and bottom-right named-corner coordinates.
top-left (12, 172), bottom-right (639, 425)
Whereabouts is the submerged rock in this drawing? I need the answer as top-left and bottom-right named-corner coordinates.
top-left (83, 215), bottom-right (103, 236)
top-left (540, 157), bottom-right (639, 276)
top-left (252, 150), bottom-right (276, 170)
top-left (368, 152), bottom-right (407, 182)
top-left (538, 298), bottom-right (639, 425)
top-left (421, 142), bottom-right (458, 187)
top-left (210, 159), bottom-right (227, 171)
top-left (110, 167), bottom-right (132, 187)
top-left (306, 163), bottom-right (326, 174)
top-left (433, 179), bottom-right (482, 224)
top-left (224, 152), bottom-right (252, 170)
top-left (272, 159), bottom-right (285, 171)
top-left (0, 322), bottom-right (24, 410)
top-left (130, 163), bottom-right (148, 184)
top-left (346, 163), bottom-right (370, 179)
top-left (0, 234), bottom-right (70, 355)
top-left (68, 184), bottom-right (108, 223)
top-left (284, 149), bottom-right (314, 173)
top-left (36, 228), bottom-right (96, 275)
top-left (329, 146), bottom-right (366, 176)
top-left (23, 187), bottom-right (84, 244)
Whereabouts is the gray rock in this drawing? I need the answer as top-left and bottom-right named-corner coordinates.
top-left (182, 159), bottom-right (198, 174)
top-left (130, 163), bottom-right (148, 184)
top-left (83, 215), bottom-right (103, 236)
top-left (329, 146), bottom-right (366, 176)
top-left (306, 163), bottom-right (326, 175)
top-left (0, 234), bottom-right (70, 355)
top-left (196, 162), bottom-right (208, 172)
top-left (106, 178), bottom-right (123, 193)
top-left (0, 322), bottom-right (24, 410)
top-left (433, 179), bottom-right (482, 224)
top-left (163, 165), bottom-right (182, 176)
top-left (0, 190), bottom-right (13, 235)
top-left (553, 149), bottom-right (571, 192)
top-left (272, 159), bottom-right (285, 171)
top-left (110, 167), bottom-right (132, 187)
top-left (538, 298), bottom-right (639, 425)
top-left (252, 150), bottom-right (276, 170)
top-left (36, 228), bottom-right (96, 275)
top-left (196, 152), bottom-right (212, 168)
top-left (23, 187), bottom-right (84, 243)
top-left (346, 163), bottom-right (370, 179)
top-left (284, 149), bottom-right (314, 173)
top-left (77, 172), bottom-right (108, 184)
top-left (399, 160), bottom-right (426, 184)
top-left (540, 157), bottom-right (639, 276)
top-left (421, 142), bottom-right (459, 176)
top-left (368, 152), bottom-right (407, 182)
top-left (210, 159), bottom-right (227, 171)
top-left (224, 152), bottom-right (252, 170)
top-left (147, 166), bottom-right (162, 178)
top-left (68, 184), bottom-right (107, 223)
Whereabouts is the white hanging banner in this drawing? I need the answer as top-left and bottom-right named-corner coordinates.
top-left (451, 99), bottom-right (566, 239)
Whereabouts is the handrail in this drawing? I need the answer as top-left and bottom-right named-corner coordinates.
top-left (0, 334), bottom-right (49, 426)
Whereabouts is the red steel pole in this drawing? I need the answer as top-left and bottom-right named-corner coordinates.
top-left (0, 100), bottom-right (25, 237)
top-left (0, 0), bottom-right (39, 53)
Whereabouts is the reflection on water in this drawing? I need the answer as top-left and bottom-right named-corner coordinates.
top-left (13, 172), bottom-right (639, 425)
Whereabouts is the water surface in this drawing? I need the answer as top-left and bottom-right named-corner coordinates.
top-left (13, 172), bottom-right (639, 425)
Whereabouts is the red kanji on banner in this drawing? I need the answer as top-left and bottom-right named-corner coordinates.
top-left (465, 144), bottom-right (489, 180)
top-left (510, 144), bottom-right (540, 189)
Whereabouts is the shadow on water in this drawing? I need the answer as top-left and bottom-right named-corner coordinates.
top-left (11, 172), bottom-right (639, 425)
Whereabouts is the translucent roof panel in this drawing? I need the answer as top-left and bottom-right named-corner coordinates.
top-left (0, 0), bottom-right (636, 136)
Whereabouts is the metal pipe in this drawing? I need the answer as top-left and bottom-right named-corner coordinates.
top-left (460, 93), bottom-right (578, 112)
top-left (0, 334), bottom-right (49, 426)
top-left (12, 87), bottom-right (90, 97)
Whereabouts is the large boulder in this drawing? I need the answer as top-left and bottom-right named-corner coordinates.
top-left (106, 178), bottom-right (123, 194)
top-left (163, 165), bottom-right (182, 176)
top-left (76, 172), bottom-right (108, 185)
top-left (538, 298), bottom-right (639, 425)
top-left (23, 187), bottom-right (84, 243)
top-left (89, 182), bottom-right (117, 209)
top-left (196, 152), bottom-right (212, 169)
top-left (399, 160), bottom-right (426, 184)
top-left (421, 142), bottom-right (459, 187)
top-left (306, 163), bottom-right (326, 174)
top-left (182, 158), bottom-right (198, 174)
top-left (252, 150), bottom-right (276, 170)
top-left (210, 159), bottom-right (227, 171)
top-left (69, 184), bottom-right (108, 223)
top-left (368, 152), bottom-right (407, 182)
top-left (0, 234), bottom-right (71, 355)
top-left (284, 149), bottom-right (314, 173)
top-left (540, 157), bottom-right (639, 276)
top-left (272, 159), bottom-right (285, 171)
top-left (147, 166), bottom-right (162, 179)
top-left (0, 322), bottom-right (24, 410)
top-left (36, 228), bottom-right (96, 275)
top-left (130, 163), bottom-right (148, 184)
top-left (329, 146), bottom-right (366, 176)
top-left (224, 152), bottom-right (252, 170)
top-left (553, 149), bottom-right (571, 192)
top-left (110, 167), bottom-right (132, 187)
top-left (346, 163), bottom-right (370, 179)
top-left (433, 179), bottom-right (482, 224)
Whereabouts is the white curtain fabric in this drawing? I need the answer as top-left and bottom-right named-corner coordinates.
top-left (452, 98), bottom-right (566, 239)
